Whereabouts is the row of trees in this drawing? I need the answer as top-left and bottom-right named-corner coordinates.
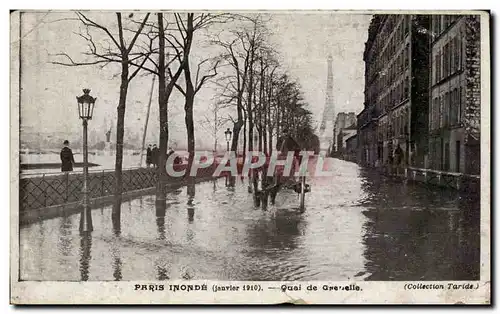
top-left (52, 12), bottom-right (319, 221)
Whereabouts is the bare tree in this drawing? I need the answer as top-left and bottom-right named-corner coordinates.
top-left (124, 13), bottom-right (188, 206)
top-left (51, 12), bottom-right (151, 222)
top-left (212, 14), bottom-right (267, 155)
top-left (199, 102), bottom-right (228, 152)
top-left (168, 13), bottom-right (231, 170)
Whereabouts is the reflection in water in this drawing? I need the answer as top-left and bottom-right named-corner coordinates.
top-left (156, 202), bottom-right (166, 241)
top-left (247, 211), bottom-right (304, 251)
top-left (20, 159), bottom-right (480, 281)
top-left (79, 233), bottom-right (92, 281)
top-left (57, 216), bottom-right (72, 258)
top-left (112, 213), bottom-right (121, 237)
top-left (359, 169), bottom-right (480, 280)
top-left (111, 245), bottom-right (123, 281)
top-left (187, 180), bottom-right (196, 223)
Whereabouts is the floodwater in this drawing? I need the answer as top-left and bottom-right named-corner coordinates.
top-left (19, 158), bottom-right (480, 281)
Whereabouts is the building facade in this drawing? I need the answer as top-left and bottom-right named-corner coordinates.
top-left (345, 134), bottom-right (358, 162)
top-left (359, 14), bottom-right (430, 168)
top-left (428, 15), bottom-right (481, 175)
top-left (336, 126), bottom-right (357, 154)
top-left (332, 112), bottom-right (356, 153)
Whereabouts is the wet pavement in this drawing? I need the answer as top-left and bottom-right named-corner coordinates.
top-left (19, 158), bottom-right (480, 281)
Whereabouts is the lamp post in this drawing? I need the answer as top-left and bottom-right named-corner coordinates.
top-left (77, 89), bottom-right (96, 233)
top-left (224, 128), bottom-right (232, 152)
top-left (224, 128), bottom-right (232, 187)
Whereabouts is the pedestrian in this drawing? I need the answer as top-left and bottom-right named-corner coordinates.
top-left (146, 144), bottom-right (152, 168)
top-left (394, 144), bottom-right (404, 175)
top-left (394, 144), bottom-right (404, 165)
top-left (152, 144), bottom-right (159, 167)
top-left (60, 140), bottom-right (75, 172)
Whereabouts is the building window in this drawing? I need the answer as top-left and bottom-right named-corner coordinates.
top-left (458, 35), bottom-right (463, 71)
top-left (432, 55), bottom-right (436, 84)
top-left (436, 51), bottom-right (441, 83)
top-left (404, 76), bottom-right (409, 98)
top-left (431, 97), bottom-right (436, 130)
top-left (431, 97), bottom-right (435, 130)
top-left (450, 38), bottom-right (456, 74)
top-left (451, 88), bottom-right (459, 125)
top-left (443, 43), bottom-right (449, 78)
top-left (400, 83), bottom-right (403, 103)
top-left (446, 91), bottom-right (453, 126)
top-left (400, 115), bottom-right (404, 135)
top-left (448, 42), bottom-right (452, 76)
top-left (439, 96), bottom-right (443, 128)
top-left (429, 100), bottom-right (433, 131)
top-left (459, 86), bottom-right (463, 123)
top-left (405, 45), bottom-right (409, 68)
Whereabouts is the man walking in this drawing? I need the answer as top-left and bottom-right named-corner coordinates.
top-left (60, 140), bottom-right (75, 172)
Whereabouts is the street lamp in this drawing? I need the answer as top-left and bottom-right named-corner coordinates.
top-left (77, 88), bottom-right (96, 233)
top-left (224, 128), bottom-right (232, 187)
top-left (224, 128), bottom-right (232, 152)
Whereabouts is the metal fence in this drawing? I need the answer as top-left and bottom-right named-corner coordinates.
top-left (20, 168), bottom-right (159, 212)
top-left (19, 164), bottom-right (222, 212)
top-left (383, 165), bottom-right (481, 191)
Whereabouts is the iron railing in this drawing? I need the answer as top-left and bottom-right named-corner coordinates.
top-left (19, 164), bottom-right (222, 212)
top-left (19, 167), bottom-right (159, 212)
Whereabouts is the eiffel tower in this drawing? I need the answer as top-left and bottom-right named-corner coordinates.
top-left (318, 55), bottom-right (335, 152)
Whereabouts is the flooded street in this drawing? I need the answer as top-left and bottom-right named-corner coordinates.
top-left (20, 158), bottom-right (480, 281)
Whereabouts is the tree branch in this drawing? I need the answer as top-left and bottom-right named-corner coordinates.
top-left (76, 12), bottom-right (121, 51)
top-left (126, 13), bottom-right (150, 54)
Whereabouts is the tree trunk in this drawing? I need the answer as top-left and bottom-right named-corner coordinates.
top-left (268, 86), bottom-right (273, 154)
top-left (185, 90), bottom-right (195, 170)
top-left (247, 60), bottom-right (254, 154)
top-left (182, 14), bottom-right (196, 173)
top-left (231, 121), bottom-right (243, 152)
top-left (214, 109), bottom-right (218, 152)
top-left (243, 110), bottom-right (247, 160)
top-left (231, 90), bottom-right (244, 154)
top-left (156, 13), bottom-right (168, 205)
top-left (259, 61), bottom-right (265, 153)
top-left (267, 76), bottom-right (274, 154)
top-left (112, 59), bottom-right (129, 221)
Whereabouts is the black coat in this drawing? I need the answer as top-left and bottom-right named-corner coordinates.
top-left (60, 147), bottom-right (75, 172)
top-left (146, 148), bottom-right (153, 163)
top-left (151, 148), bottom-right (159, 163)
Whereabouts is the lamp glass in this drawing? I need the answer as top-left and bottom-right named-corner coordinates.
top-left (76, 89), bottom-right (96, 120)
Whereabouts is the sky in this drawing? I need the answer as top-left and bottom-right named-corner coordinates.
top-left (15, 11), bottom-right (371, 150)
